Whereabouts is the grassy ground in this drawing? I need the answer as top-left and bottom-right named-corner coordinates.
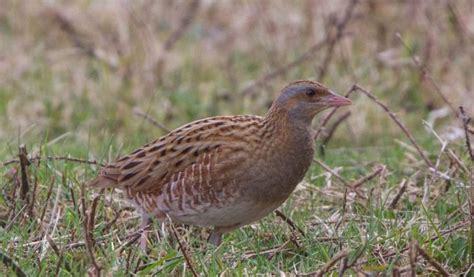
top-left (1, 0), bottom-right (473, 276)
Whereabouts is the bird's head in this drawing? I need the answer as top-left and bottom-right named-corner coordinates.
top-left (271, 80), bottom-right (352, 125)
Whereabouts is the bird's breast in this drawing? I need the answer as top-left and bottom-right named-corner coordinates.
top-left (243, 127), bottom-right (314, 202)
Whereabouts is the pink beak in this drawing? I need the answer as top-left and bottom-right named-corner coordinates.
top-left (323, 91), bottom-right (352, 107)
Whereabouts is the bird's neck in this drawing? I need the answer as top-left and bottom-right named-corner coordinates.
top-left (254, 105), bottom-right (315, 198)
top-left (261, 106), bottom-right (315, 163)
top-left (263, 105), bottom-right (313, 137)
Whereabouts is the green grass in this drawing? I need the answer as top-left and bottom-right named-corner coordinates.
top-left (1, 0), bottom-right (473, 275)
top-left (0, 136), bottom-right (471, 275)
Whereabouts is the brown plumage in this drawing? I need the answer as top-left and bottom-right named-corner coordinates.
top-left (88, 80), bottom-right (351, 246)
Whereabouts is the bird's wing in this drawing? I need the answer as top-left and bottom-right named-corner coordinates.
top-left (88, 115), bottom-right (263, 194)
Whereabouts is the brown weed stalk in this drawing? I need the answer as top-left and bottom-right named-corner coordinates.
top-left (354, 85), bottom-right (433, 168)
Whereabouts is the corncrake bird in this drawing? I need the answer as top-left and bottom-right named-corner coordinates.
top-left (88, 80), bottom-right (351, 247)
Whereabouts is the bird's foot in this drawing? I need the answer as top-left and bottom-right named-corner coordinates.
top-left (207, 231), bottom-right (222, 246)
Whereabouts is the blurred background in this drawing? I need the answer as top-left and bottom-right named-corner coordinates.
top-left (1, 1), bottom-right (474, 274)
top-left (0, 0), bottom-right (473, 154)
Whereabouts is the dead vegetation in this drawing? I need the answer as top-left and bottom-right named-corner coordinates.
top-left (0, 0), bottom-right (473, 275)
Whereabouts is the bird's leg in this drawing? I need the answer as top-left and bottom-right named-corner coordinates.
top-left (207, 231), bottom-right (223, 246)
top-left (140, 212), bottom-right (152, 252)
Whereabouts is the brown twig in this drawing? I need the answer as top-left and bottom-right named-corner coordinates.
top-left (389, 179), bottom-right (407, 209)
top-left (169, 223), bottom-right (198, 277)
top-left (46, 235), bottom-right (61, 257)
top-left (80, 182), bottom-right (101, 274)
top-left (447, 149), bottom-right (469, 173)
top-left (242, 242), bottom-right (293, 260)
top-left (115, 232), bottom-right (142, 254)
top-left (396, 33), bottom-right (458, 117)
top-left (18, 144), bottom-right (30, 201)
top-left (274, 210), bottom-right (306, 237)
top-left (460, 106), bottom-right (474, 267)
top-left (69, 186), bottom-right (78, 212)
top-left (39, 176), bottom-right (56, 226)
top-left (319, 111), bottom-right (351, 155)
top-left (133, 107), bottom-right (170, 133)
top-left (266, 239), bottom-right (293, 261)
top-left (317, 0), bottom-right (358, 81)
top-left (5, 204), bottom-right (27, 231)
top-left (29, 152), bottom-right (40, 217)
top-left (88, 192), bottom-right (103, 246)
top-left (102, 208), bottom-right (131, 234)
top-left (313, 158), bottom-right (349, 186)
top-left (354, 84), bottom-right (433, 168)
top-left (460, 107), bottom-right (474, 163)
top-left (303, 248), bottom-right (349, 276)
top-left (337, 256), bottom-right (349, 276)
top-left (335, 187), bottom-right (348, 234)
top-left (416, 243), bottom-right (450, 276)
top-left (4, 169), bottom-right (19, 220)
top-left (409, 240), bottom-right (417, 277)
top-left (470, 172), bottom-right (474, 273)
top-left (1, 155), bottom-right (104, 168)
top-left (53, 247), bottom-right (67, 277)
top-left (351, 165), bottom-right (385, 189)
top-left (314, 85), bottom-right (356, 140)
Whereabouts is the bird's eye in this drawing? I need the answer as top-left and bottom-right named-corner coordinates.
top-left (306, 89), bottom-right (316, 97)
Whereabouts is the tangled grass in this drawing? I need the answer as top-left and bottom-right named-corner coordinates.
top-left (1, 0), bottom-right (473, 275)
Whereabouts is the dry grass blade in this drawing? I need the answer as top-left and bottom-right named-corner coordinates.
top-left (1, 156), bottom-right (103, 168)
top-left (169, 223), bottom-right (198, 277)
top-left (88, 192), bottom-right (103, 243)
top-left (409, 240), bottom-right (417, 277)
top-left (40, 156), bottom-right (104, 166)
top-left (355, 220), bottom-right (469, 266)
top-left (133, 107), bottom-right (171, 133)
top-left (459, 107), bottom-right (474, 162)
top-left (351, 165), bottom-right (384, 189)
top-left (302, 248), bottom-right (349, 276)
top-left (389, 179), bottom-right (407, 209)
top-left (242, 241), bottom-right (293, 260)
top-left (274, 209), bottom-right (305, 237)
top-left (267, 239), bottom-right (293, 261)
top-left (416, 243), bottom-right (450, 276)
top-left (18, 144), bottom-right (30, 201)
top-left (460, 106), bottom-right (474, 268)
top-left (354, 84), bottom-right (433, 168)
top-left (38, 176), bottom-right (56, 226)
top-left (80, 182), bottom-right (101, 275)
top-left (470, 176), bottom-right (474, 274)
top-left (5, 204), bottom-right (27, 231)
top-left (396, 33), bottom-right (458, 117)
top-left (319, 111), bottom-right (351, 154)
top-left (313, 158), bottom-right (348, 186)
